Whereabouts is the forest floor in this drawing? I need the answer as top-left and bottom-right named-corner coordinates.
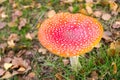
top-left (0, 0), bottom-right (120, 80)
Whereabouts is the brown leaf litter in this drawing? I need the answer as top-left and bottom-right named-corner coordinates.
top-left (112, 21), bottom-right (120, 29)
top-left (0, 56), bottom-right (32, 79)
top-left (112, 62), bottom-right (117, 74)
top-left (107, 40), bottom-right (120, 56)
top-left (87, 70), bottom-right (99, 80)
top-left (0, 22), bottom-right (6, 30)
top-left (102, 31), bottom-right (113, 42)
top-left (18, 18), bottom-right (27, 30)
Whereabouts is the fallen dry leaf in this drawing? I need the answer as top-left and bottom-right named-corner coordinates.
top-left (24, 65), bottom-right (31, 73)
top-left (85, 0), bottom-right (93, 3)
top-left (18, 18), bottom-right (27, 30)
top-left (36, 3), bottom-right (41, 8)
top-left (68, 6), bottom-right (73, 12)
top-left (107, 40), bottom-right (120, 56)
top-left (86, 5), bottom-right (93, 15)
top-left (112, 62), bottom-right (117, 74)
top-left (23, 5), bottom-right (32, 9)
top-left (0, 22), bottom-right (6, 30)
top-left (7, 40), bottom-right (15, 48)
top-left (0, 71), bottom-right (12, 79)
top-left (12, 57), bottom-right (29, 69)
top-left (17, 67), bottom-right (26, 72)
top-left (27, 72), bottom-right (36, 78)
top-left (24, 73), bottom-right (36, 80)
top-left (0, 56), bottom-right (1, 62)
top-left (4, 63), bottom-right (13, 70)
top-left (93, 10), bottom-right (102, 18)
top-left (0, 71), bottom-right (18, 79)
top-left (47, 10), bottom-right (56, 18)
top-left (12, 9), bottom-right (22, 22)
top-left (55, 72), bottom-right (63, 80)
top-left (0, 43), bottom-right (7, 49)
top-left (114, 40), bottom-right (120, 53)
top-left (86, 3), bottom-right (93, 7)
top-left (30, 1), bottom-right (36, 8)
top-left (0, 43), bottom-right (7, 53)
top-left (102, 31), bottom-right (113, 42)
top-left (12, 3), bottom-right (18, 9)
top-left (110, 41), bottom-right (120, 50)
top-left (38, 48), bottom-right (47, 54)
top-left (0, 7), bottom-right (4, 12)
top-left (8, 33), bottom-right (19, 41)
top-left (1, 12), bottom-right (8, 18)
top-left (22, 1), bottom-right (36, 9)
top-left (3, 57), bottom-right (12, 63)
top-left (62, 59), bottom-right (69, 66)
top-left (109, 1), bottom-right (118, 11)
top-left (111, 10), bottom-right (119, 16)
top-left (25, 33), bottom-right (33, 40)
top-left (16, 49), bottom-right (26, 57)
top-left (79, 8), bottom-right (88, 15)
top-left (61, 0), bottom-right (75, 3)
top-left (100, 0), bottom-right (109, 5)
top-left (101, 13), bottom-right (111, 21)
top-left (11, 57), bottom-right (31, 74)
top-left (107, 48), bottom-right (116, 56)
top-left (112, 31), bottom-right (120, 40)
top-left (90, 71), bottom-right (99, 80)
top-left (11, 71), bottom-right (19, 76)
top-left (8, 21), bottom-right (18, 27)
top-left (13, 9), bottom-right (22, 17)
top-left (25, 50), bottom-right (34, 58)
top-left (7, 50), bottom-right (15, 58)
top-left (9, 0), bottom-right (14, 4)
top-left (0, 69), bottom-right (5, 76)
top-left (112, 21), bottom-right (120, 29)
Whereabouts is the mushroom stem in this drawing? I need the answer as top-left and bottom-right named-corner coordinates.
top-left (70, 56), bottom-right (81, 71)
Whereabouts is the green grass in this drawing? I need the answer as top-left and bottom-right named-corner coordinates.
top-left (33, 44), bottom-right (120, 79)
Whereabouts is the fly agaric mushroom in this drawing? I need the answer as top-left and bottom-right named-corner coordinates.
top-left (38, 12), bottom-right (103, 71)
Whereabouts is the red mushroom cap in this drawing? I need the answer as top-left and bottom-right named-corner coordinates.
top-left (38, 12), bottom-right (103, 57)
